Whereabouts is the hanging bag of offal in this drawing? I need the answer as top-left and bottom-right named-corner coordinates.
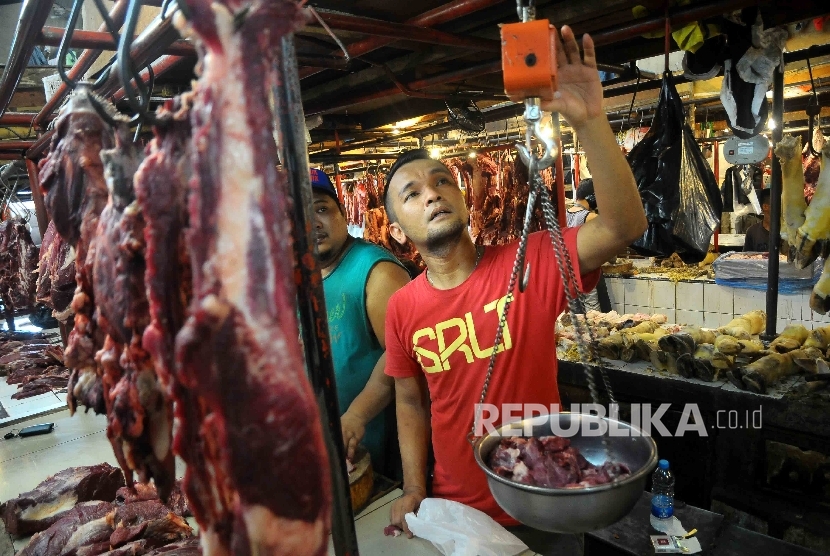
top-left (626, 72), bottom-right (723, 259)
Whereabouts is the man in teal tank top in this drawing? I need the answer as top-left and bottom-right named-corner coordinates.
top-left (311, 169), bottom-right (410, 476)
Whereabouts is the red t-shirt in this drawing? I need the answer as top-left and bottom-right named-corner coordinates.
top-left (385, 228), bottom-right (600, 525)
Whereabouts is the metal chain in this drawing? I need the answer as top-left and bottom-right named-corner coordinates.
top-left (536, 183), bottom-right (616, 405)
top-left (469, 115), bottom-right (618, 463)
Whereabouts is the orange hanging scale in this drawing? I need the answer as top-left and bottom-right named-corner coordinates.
top-left (500, 18), bottom-right (559, 101)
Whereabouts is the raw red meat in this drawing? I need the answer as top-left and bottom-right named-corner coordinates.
top-left (143, 538), bottom-right (202, 555)
top-left (39, 87), bottom-right (117, 416)
top-left (487, 436), bottom-right (631, 488)
top-left (0, 348), bottom-right (53, 365)
top-left (0, 464), bottom-right (124, 536)
top-left (0, 217), bottom-right (39, 329)
top-left (107, 500), bottom-right (192, 550)
top-left (116, 481), bottom-right (191, 517)
top-left (134, 94), bottom-right (193, 398)
top-left (16, 501), bottom-right (114, 556)
top-left (11, 367), bottom-right (71, 399)
top-left (92, 129), bottom-right (176, 502)
top-left (37, 220), bottom-right (77, 322)
top-left (172, 0), bottom-right (331, 552)
top-left (5, 359), bottom-right (58, 383)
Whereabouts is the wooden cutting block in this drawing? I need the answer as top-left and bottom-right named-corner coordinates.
top-left (349, 446), bottom-right (374, 513)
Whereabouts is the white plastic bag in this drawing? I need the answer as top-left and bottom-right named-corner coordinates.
top-left (404, 498), bottom-right (529, 556)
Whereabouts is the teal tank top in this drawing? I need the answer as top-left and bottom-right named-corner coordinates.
top-left (324, 238), bottom-right (403, 470)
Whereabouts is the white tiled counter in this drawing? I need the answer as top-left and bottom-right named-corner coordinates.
top-left (604, 274), bottom-right (830, 331)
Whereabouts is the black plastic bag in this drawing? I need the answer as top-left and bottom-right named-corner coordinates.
top-left (626, 72), bottom-right (722, 259)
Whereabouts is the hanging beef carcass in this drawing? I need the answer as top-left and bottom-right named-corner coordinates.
top-left (38, 86), bottom-right (116, 414)
top-left (93, 128), bottom-right (178, 501)
top-left (173, 0), bottom-right (331, 553)
top-left (134, 94), bottom-right (194, 505)
top-left (0, 217), bottom-right (38, 329)
top-left (36, 220), bottom-right (76, 323)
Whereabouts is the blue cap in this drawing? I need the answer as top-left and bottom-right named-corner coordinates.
top-left (658, 459), bottom-right (669, 470)
top-left (310, 168), bottom-right (339, 203)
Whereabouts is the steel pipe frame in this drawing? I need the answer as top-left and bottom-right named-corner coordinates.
top-left (0, 113), bottom-right (37, 126)
top-left (309, 8), bottom-right (499, 53)
top-left (28, 9), bottom-right (186, 160)
top-left (275, 35), bottom-right (360, 556)
top-left (0, 0), bottom-right (55, 120)
top-left (93, 6), bottom-right (183, 99)
top-left (304, 0), bottom-right (760, 123)
top-left (26, 54), bottom-right (186, 161)
top-left (33, 0), bottom-right (130, 129)
top-left (304, 59), bottom-right (501, 116)
top-left (38, 26), bottom-right (197, 56)
top-left (0, 140), bottom-right (35, 151)
top-left (588, 0), bottom-right (760, 47)
top-left (299, 0), bottom-right (504, 79)
top-left (111, 54), bottom-right (185, 102)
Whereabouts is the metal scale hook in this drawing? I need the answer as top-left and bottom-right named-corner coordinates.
top-left (515, 100), bottom-right (560, 292)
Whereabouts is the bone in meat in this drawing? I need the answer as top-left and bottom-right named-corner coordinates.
top-left (775, 135), bottom-right (808, 255)
top-left (794, 143), bottom-right (830, 268)
top-left (173, 0), bottom-right (331, 553)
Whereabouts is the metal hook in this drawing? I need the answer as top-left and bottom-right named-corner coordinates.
top-left (57, 0), bottom-right (85, 90)
top-left (118, 0), bottom-right (156, 125)
top-left (806, 55), bottom-right (822, 157)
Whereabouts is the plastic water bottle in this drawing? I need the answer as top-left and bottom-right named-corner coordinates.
top-left (651, 459), bottom-right (675, 521)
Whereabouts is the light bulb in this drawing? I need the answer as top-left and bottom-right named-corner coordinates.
top-left (430, 147), bottom-right (441, 159)
top-left (468, 151), bottom-right (477, 158)
top-left (767, 118), bottom-right (776, 130)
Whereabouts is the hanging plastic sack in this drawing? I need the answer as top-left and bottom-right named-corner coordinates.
top-left (404, 498), bottom-right (529, 556)
top-left (627, 72), bottom-right (722, 259)
top-left (672, 123), bottom-right (724, 254)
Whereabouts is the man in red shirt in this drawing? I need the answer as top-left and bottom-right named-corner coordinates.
top-left (383, 25), bottom-right (647, 542)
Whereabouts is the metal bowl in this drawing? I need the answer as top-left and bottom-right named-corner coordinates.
top-left (473, 412), bottom-right (658, 533)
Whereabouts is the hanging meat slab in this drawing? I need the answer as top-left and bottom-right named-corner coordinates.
top-left (0, 218), bottom-right (39, 328)
top-left (173, 0), bottom-right (331, 553)
top-left (36, 220), bottom-right (76, 322)
top-left (92, 129), bottom-right (177, 501)
top-left (39, 86), bottom-right (119, 415)
top-left (794, 143), bottom-right (830, 269)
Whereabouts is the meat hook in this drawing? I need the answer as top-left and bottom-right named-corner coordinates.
top-left (56, 0), bottom-right (86, 90)
top-left (118, 0), bottom-right (156, 126)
